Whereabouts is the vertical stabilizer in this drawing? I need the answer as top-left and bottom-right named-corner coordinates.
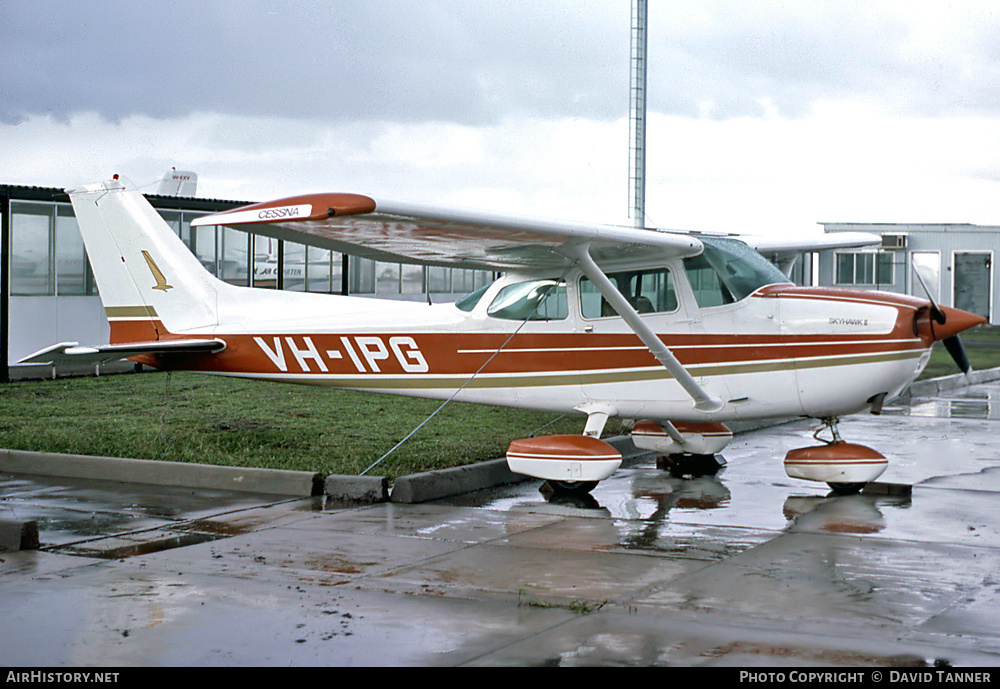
top-left (67, 177), bottom-right (222, 342)
top-left (156, 169), bottom-right (198, 197)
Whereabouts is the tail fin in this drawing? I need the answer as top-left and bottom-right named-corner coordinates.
top-left (68, 177), bottom-right (222, 342)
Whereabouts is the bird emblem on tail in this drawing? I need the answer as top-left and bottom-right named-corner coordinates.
top-left (141, 250), bottom-right (173, 292)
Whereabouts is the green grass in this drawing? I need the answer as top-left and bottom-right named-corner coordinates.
top-left (0, 372), bottom-right (592, 479)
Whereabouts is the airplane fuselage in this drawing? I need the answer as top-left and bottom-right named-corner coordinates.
top-left (124, 262), bottom-right (936, 426)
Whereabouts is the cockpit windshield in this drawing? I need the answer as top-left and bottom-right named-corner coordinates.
top-left (683, 236), bottom-right (791, 307)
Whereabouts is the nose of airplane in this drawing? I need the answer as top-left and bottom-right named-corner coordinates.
top-left (931, 305), bottom-right (987, 342)
top-left (919, 304), bottom-right (987, 374)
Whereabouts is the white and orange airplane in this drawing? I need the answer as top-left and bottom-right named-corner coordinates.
top-left (23, 177), bottom-right (985, 495)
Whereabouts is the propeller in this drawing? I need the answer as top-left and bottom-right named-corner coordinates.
top-left (912, 262), bottom-right (981, 374)
top-left (942, 334), bottom-right (971, 374)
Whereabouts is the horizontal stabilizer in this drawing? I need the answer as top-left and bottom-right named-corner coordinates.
top-left (19, 339), bottom-right (227, 366)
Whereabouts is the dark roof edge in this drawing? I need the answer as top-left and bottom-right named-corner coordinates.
top-left (0, 184), bottom-right (251, 212)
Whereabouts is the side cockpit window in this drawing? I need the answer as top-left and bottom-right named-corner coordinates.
top-left (580, 268), bottom-right (677, 318)
top-left (487, 280), bottom-right (568, 321)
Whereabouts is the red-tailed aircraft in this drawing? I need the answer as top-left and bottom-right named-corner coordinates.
top-left (24, 177), bottom-right (985, 495)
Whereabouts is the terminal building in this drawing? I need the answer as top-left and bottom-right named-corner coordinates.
top-left (1, 179), bottom-right (995, 381)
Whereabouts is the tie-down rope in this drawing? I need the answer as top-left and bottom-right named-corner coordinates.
top-left (360, 262), bottom-right (576, 476)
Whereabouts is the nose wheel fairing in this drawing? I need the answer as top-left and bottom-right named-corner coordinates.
top-left (784, 419), bottom-right (888, 490)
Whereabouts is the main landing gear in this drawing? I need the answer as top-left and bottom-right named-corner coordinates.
top-left (631, 420), bottom-right (731, 479)
top-left (784, 418), bottom-right (888, 495)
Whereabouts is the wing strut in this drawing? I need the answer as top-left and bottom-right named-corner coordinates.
top-left (563, 243), bottom-right (724, 413)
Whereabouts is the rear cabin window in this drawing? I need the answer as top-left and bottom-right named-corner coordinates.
top-left (580, 268), bottom-right (677, 318)
top-left (487, 280), bottom-right (568, 321)
top-left (455, 283), bottom-right (491, 312)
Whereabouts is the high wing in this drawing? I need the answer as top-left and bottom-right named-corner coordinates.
top-left (744, 231), bottom-right (882, 276)
top-left (190, 194), bottom-right (704, 270)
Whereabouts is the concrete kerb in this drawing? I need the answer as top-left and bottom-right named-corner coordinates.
top-left (0, 449), bottom-right (322, 497)
top-left (0, 518), bottom-right (39, 551)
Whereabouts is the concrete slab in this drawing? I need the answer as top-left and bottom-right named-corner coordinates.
top-left (4, 380), bottom-right (1000, 666)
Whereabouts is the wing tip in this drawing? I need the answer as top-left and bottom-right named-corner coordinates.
top-left (192, 193), bottom-right (376, 227)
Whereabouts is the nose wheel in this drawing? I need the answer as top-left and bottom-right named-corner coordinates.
top-left (784, 418), bottom-right (888, 492)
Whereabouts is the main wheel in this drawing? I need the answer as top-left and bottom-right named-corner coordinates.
top-left (547, 480), bottom-right (599, 495)
top-left (659, 453), bottom-right (722, 478)
top-left (827, 482), bottom-right (865, 495)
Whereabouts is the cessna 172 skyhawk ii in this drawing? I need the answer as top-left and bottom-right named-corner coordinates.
top-left (23, 177), bottom-right (985, 496)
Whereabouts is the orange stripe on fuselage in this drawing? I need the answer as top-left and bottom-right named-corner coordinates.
top-left (110, 326), bottom-right (925, 377)
top-left (108, 288), bottom-right (928, 377)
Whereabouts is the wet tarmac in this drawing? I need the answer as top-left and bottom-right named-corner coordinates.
top-left (3, 382), bottom-right (1000, 667)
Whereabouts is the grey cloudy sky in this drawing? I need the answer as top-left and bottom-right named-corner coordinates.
top-left (3, 1), bottom-right (1000, 234)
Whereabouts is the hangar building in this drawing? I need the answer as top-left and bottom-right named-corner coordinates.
top-left (0, 184), bottom-right (494, 381)
top-left (819, 223), bottom-right (996, 325)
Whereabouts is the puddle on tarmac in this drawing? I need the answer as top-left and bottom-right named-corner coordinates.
top-left (891, 388), bottom-right (1000, 420)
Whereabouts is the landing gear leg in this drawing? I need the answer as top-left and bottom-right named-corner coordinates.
top-left (814, 419), bottom-right (861, 494)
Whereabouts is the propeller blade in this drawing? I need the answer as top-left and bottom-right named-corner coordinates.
top-left (911, 264), bottom-right (947, 324)
top-left (943, 335), bottom-right (971, 374)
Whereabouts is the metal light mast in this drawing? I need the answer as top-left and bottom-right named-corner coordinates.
top-left (628, 0), bottom-right (648, 228)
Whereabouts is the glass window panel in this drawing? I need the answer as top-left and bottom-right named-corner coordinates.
top-left (401, 264), bottom-right (424, 294)
top-left (452, 268), bottom-right (475, 293)
top-left (283, 241), bottom-right (306, 292)
top-left (190, 225), bottom-right (217, 276)
top-left (221, 228), bottom-right (250, 286)
top-left (474, 270), bottom-right (492, 290)
top-left (350, 257), bottom-right (375, 294)
top-left (11, 203), bottom-right (53, 296)
top-left (306, 247), bottom-right (333, 293)
top-left (581, 268), bottom-right (676, 318)
top-left (252, 235), bottom-right (279, 288)
top-left (55, 206), bottom-right (87, 295)
top-left (330, 252), bottom-right (344, 294)
top-left (836, 254), bottom-right (854, 284)
top-left (876, 252), bottom-right (893, 285)
top-left (580, 277), bottom-right (604, 318)
top-left (376, 262), bottom-right (400, 294)
top-left (856, 253), bottom-right (874, 285)
top-left (427, 266), bottom-right (451, 293)
top-left (683, 254), bottom-right (733, 308)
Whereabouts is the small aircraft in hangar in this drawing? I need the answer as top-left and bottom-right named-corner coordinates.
top-left (24, 177), bottom-right (985, 496)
